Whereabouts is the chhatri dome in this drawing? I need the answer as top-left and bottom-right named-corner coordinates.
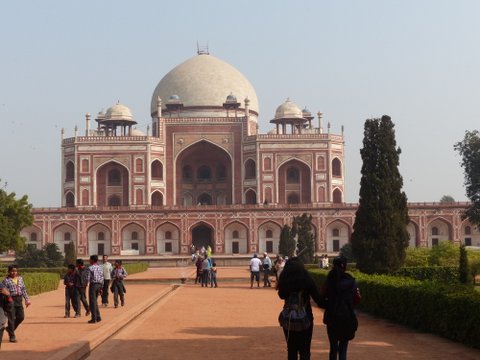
top-left (104, 102), bottom-right (134, 121)
top-left (150, 53), bottom-right (259, 118)
top-left (274, 98), bottom-right (303, 120)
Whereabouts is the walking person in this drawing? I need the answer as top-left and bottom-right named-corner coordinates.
top-left (87, 255), bottom-right (104, 323)
top-left (262, 252), bottom-right (272, 287)
top-left (320, 256), bottom-right (361, 360)
top-left (63, 264), bottom-right (78, 318)
top-left (0, 283), bottom-right (10, 348)
top-left (249, 253), bottom-right (262, 288)
top-left (101, 255), bottom-right (113, 307)
top-left (2, 264), bottom-right (31, 343)
top-left (277, 257), bottom-right (324, 360)
top-left (75, 259), bottom-right (90, 317)
top-left (110, 260), bottom-right (128, 308)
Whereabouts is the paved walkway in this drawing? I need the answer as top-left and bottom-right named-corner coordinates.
top-left (1, 267), bottom-right (479, 359)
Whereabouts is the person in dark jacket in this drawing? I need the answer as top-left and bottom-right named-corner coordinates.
top-left (75, 259), bottom-right (90, 317)
top-left (0, 283), bottom-right (11, 348)
top-left (277, 257), bottom-right (324, 360)
top-left (321, 256), bottom-right (361, 360)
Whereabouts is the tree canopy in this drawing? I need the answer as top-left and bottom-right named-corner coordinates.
top-left (439, 195), bottom-right (455, 204)
top-left (351, 116), bottom-right (410, 274)
top-left (454, 130), bottom-right (480, 224)
top-left (0, 182), bottom-right (33, 253)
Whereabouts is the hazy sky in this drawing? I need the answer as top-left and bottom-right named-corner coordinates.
top-left (1, 1), bottom-right (479, 207)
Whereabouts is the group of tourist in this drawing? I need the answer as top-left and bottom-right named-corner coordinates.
top-left (319, 254), bottom-right (330, 269)
top-left (64, 255), bottom-right (128, 323)
top-left (192, 246), bottom-right (218, 288)
top-left (249, 252), bottom-right (287, 288)
top-left (277, 255), bottom-right (361, 360)
top-left (0, 254), bottom-right (128, 347)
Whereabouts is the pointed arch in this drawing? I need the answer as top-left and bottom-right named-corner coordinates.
top-left (95, 160), bottom-right (130, 207)
top-left (332, 158), bottom-right (342, 177)
top-left (65, 161), bottom-right (75, 182)
top-left (156, 222), bottom-right (181, 254)
top-left (277, 159), bottom-right (311, 204)
top-left (224, 220), bottom-right (249, 254)
top-left (245, 159), bottom-right (256, 179)
top-left (245, 189), bottom-right (257, 204)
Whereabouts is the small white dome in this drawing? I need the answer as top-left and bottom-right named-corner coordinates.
top-left (274, 99), bottom-right (303, 120)
top-left (104, 103), bottom-right (133, 121)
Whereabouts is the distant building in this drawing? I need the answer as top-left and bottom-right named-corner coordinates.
top-left (20, 53), bottom-right (480, 257)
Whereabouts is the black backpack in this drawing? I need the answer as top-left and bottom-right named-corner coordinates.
top-left (278, 291), bottom-right (311, 332)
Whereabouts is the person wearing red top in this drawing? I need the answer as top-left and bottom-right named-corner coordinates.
top-left (2, 264), bottom-right (31, 343)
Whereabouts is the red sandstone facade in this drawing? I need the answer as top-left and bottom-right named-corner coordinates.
top-left (20, 53), bottom-right (480, 257)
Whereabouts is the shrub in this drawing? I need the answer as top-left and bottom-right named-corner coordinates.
top-left (308, 269), bottom-right (480, 348)
top-left (429, 241), bottom-right (459, 266)
top-left (339, 243), bottom-right (356, 263)
top-left (20, 267), bottom-right (67, 277)
top-left (123, 262), bottom-right (149, 275)
top-left (404, 247), bottom-right (430, 267)
top-left (394, 266), bottom-right (458, 283)
top-left (22, 272), bottom-right (60, 296)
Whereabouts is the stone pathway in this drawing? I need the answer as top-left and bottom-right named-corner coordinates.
top-left (1, 268), bottom-right (479, 359)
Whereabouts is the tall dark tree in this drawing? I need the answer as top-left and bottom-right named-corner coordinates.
top-left (351, 116), bottom-right (410, 274)
top-left (0, 181), bottom-right (33, 252)
top-left (279, 224), bottom-right (296, 257)
top-left (454, 130), bottom-right (480, 224)
top-left (64, 241), bottom-right (76, 267)
top-left (459, 244), bottom-right (472, 285)
top-left (294, 213), bottom-right (315, 264)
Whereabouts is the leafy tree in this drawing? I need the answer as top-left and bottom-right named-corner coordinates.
top-left (0, 181), bottom-right (33, 252)
top-left (459, 244), bottom-right (472, 285)
top-left (454, 130), bottom-right (480, 224)
top-left (44, 243), bottom-right (65, 267)
top-left (279, 224), bottom-right (295, 257)
top-left (293, 213), bottom-right (315, 264)
top-left (339, 243), bottom-right (356, 263)
top-left (439, 195), bottom-right (455, 203)
top-left (428, 241), bottom-right (459, 266)
top-left (351, 116), bottom-right (410, 274)
top-left (15, 244), bottom-right (48, 268)
top-left (64, 241), bottom-right (76, 266)
top-left (404, 247), bottom-right (430, 267)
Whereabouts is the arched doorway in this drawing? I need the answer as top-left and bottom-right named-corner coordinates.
top-left (176, 140), bottom-right (232, 205)
top-left (192, 224), bottom-right (214, 252)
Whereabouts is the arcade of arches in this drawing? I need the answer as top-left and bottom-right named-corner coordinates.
top-left (21, 210), bottom-right (480, 257)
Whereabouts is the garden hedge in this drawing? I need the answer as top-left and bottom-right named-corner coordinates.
top-left (22, 272), bottom-right (60, 296)
top-left (393, 266), bottom-right (459, 283)
top-left (309, 269), bottom-right (480, 348)
top-left (123, 262), bottom-right (149, 275)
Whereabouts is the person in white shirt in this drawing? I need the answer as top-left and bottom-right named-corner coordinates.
top-left (262, 252), bottom-right (272, 287)
top-left (101, 255), bottom-right (113, 307)
top-left (249, 253), bottom-right (262, 288)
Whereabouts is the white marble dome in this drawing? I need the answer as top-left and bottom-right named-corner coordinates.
top-left (151, 54), bottom-right (259, 116)
top-left (104, 103), bottom-right (134, 121)
top-left (274, 99), bottom-right (303, 119)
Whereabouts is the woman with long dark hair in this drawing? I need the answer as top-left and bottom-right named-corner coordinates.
top-left (321, 256), bottom-right (361, 360)
top-left (277, 257), bottom-right (323, 360)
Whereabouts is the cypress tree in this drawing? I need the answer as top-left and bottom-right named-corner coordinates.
top-left (459, 244), bottom-right (472, 285)
top-left (279, 224), bottom-right (295, 257)
top-left (351, 115), bottom-right (410, 274)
